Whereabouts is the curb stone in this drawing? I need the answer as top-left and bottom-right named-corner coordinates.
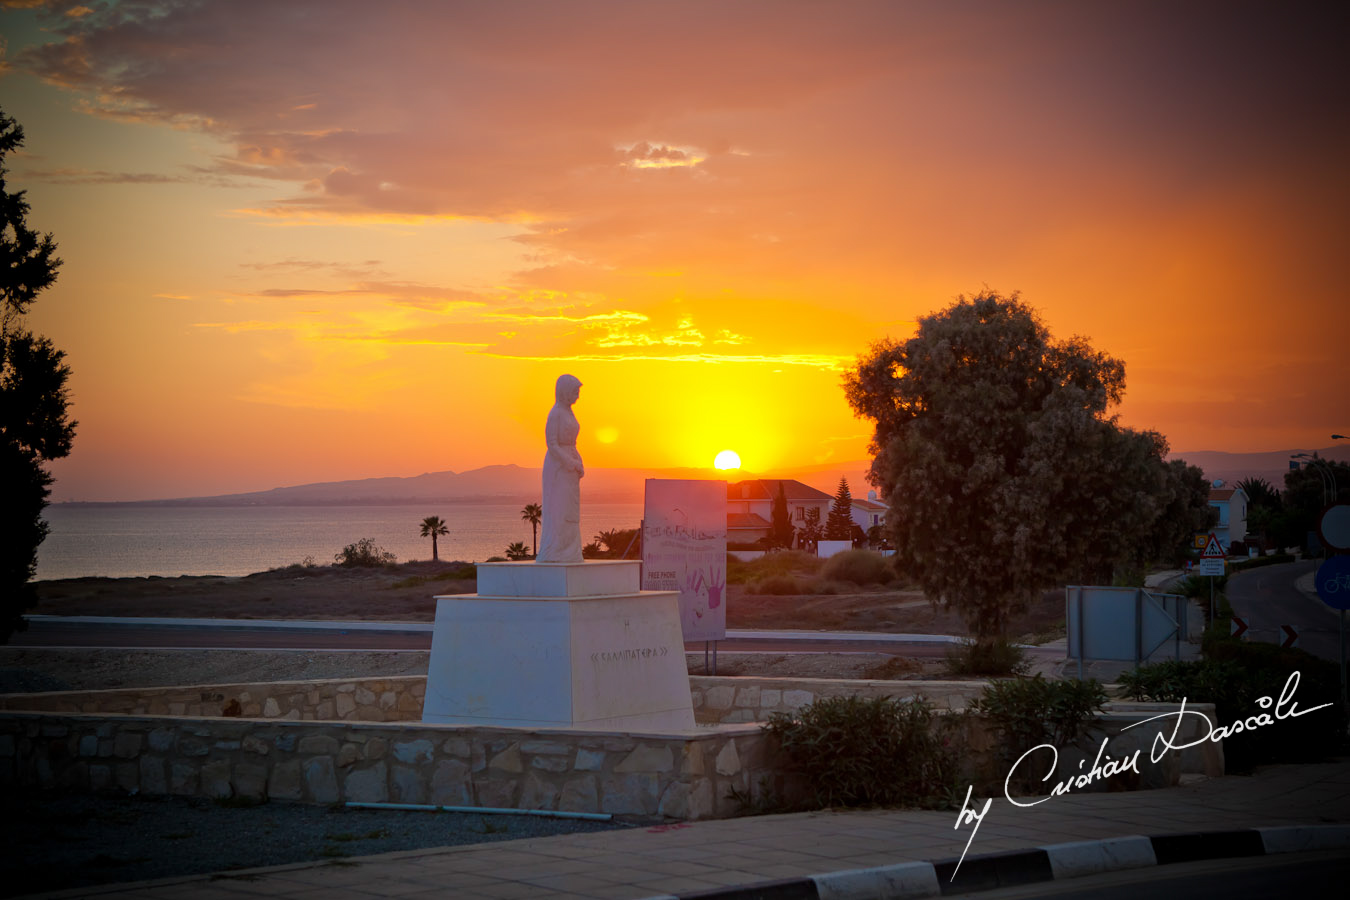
top-left (633, 825), bottom-right (1350, 900)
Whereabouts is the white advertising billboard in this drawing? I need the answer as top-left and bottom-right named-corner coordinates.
top-left (642, 479), bottom-right (727, 642)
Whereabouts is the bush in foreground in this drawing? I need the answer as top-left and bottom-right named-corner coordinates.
top-left (971, 675), bottom-right (1107, 791)
top-left (1119, 643), bottom-right (1347, 771)
top-left (765, 695), bottom-right (957, 809)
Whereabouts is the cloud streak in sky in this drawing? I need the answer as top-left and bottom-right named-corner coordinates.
top-left (4, 0), bottom-right (1347, 498)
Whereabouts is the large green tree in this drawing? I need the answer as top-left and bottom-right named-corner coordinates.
top-left (844, 291), bottom-right (1210, 641)
top-left (1, 109), bottom-right (76, 642)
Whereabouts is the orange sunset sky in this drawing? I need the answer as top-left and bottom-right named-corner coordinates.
top-left (2, 0), bottom-right (1346, 502)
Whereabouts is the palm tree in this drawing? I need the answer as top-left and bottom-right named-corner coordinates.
top-left (420, 515), bottom-right (449, 562)
top-left (505, 541), bottom-right (530, 561)
top-left (521, 502), bottom-right (542, 556)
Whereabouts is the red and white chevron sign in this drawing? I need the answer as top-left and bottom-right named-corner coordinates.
top-left (1280, 624), bottom-right (1299, 649)
top-left (1230, 616), bottom-right (1248, 640)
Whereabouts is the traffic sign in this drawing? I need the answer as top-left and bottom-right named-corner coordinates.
top-left (1200, 534), bottom-right (1225, 559)
top-left (1316, 555), bottom-right (1350, 611)
top-left (1231, 616), bottom-right (1248, 640)
top-left (1318, 503), bottom-right (1350, 553)
top-left (1193, 533), bottom-right (1209, 550)
top-left (1280, 625), bottom-right (1299, 649)
top-left (1196, 558), bottom-right (1225, 577)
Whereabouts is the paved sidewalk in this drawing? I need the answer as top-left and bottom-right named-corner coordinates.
top-left (35, 759), bottom-right (1350, 899)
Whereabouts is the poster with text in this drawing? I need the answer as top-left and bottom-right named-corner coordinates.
top-left (643, 478), bottom-right (727, 642)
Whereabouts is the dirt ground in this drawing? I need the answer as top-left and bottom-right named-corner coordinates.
top-left (31, 560), bottom-right (1067, 640)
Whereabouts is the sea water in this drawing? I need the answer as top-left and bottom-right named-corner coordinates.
top-left (35, 502), bottom-right (645, 580)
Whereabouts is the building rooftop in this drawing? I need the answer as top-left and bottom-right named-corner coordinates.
top-left (728, 478), bottom-right (832, 501)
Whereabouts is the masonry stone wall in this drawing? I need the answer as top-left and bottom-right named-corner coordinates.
top-left (0, 677), bottom-right (1221, 819)
top-left (0, 675), bottom-right (988, 727)
top-left (689, 676), bottom-right (987, 723)
top-left (0, 677), bottom-right (426, 723)
top-left (0, 713), bottom-right (774, 820)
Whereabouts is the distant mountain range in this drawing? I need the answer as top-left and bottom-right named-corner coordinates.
top-left (57, 446), bottom-right (1348, 507)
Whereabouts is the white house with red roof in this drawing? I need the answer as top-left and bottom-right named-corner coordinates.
top-left (1208, 482), bottom-right (1248, 551)
top-left (851, 491), bottom-right (888, 534)
top-left (725, 479), bottom-right (833, 545)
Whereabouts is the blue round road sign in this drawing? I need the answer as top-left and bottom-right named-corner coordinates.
top-left (1315, 555), bottom-right (1350, 610)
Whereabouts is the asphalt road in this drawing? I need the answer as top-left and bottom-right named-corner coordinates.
top-left (954, 850), bottom-right (1349, 899)
top-left (1227, 559), bottom-right (1345, 663)
top-left (7, 617), bottom-right (967, 657)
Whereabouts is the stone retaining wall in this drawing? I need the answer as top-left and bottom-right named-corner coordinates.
top-left (0, 677), bottom-right (426, 723)
top-left (689, 676), bottom-right (986, 723)
top-left (0, 713), bottom-right (772, 820)
top-left (0, 676), bottom-right (984, 727)
top-left (0, 677), bottom-right (1222, 819)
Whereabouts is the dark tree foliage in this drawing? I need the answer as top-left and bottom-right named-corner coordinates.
top-left (1273, 459), bottom-right (1350, 552)
top-left (796, 507), bottom-right (822, 554)
top-left (769, 482), bottom-right (794, 549)
top-left (825, 477), bottom-right (854, 541)
top-left (1236, 477), bottom-right (1280, 511)
top-left (844, 291), bottom-right (1211, 641)
top-left (1, 108), bottom-right (75, 642)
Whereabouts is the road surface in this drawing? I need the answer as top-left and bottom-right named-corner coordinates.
top-left (8, 615), bottom-right (986, 659)
top-left (954, 849), bottom-right (1347, 899)
top-left (1227, 559), bottom-right (1344, 663)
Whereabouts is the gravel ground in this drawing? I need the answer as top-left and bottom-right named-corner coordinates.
top-left (2, 790), bottom-right (635, 898)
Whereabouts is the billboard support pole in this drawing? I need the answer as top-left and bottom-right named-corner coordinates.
top-left (1076, 587), bottom-right (1084, 681)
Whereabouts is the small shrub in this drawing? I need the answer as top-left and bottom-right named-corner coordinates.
top-left (944, 638), bottom-right (1030, 677)
top-left (334, 538), bottom-right (397, 568)
top-left (1118, 646), bottom-right (1347, 771)
top-left (821, 549), bottom-right (892, 585)
top-left (971, 676), bottom-right (1107, 787)
top-left (765, 695), bottom-right (957, 808)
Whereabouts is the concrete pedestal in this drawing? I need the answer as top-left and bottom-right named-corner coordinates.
top-left (423, 561), bottom-right (696, 731)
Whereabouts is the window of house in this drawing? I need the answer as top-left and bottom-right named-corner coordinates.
top-left (795, 507), bottom-right (805, 520)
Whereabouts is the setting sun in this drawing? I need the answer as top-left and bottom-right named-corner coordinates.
top-left (714, 450), bottom-right (742, 471)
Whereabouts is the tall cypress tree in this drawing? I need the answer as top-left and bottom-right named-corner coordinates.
top-left (825, 477), bottom-right (854, 540)
top-left (1, 108), bottom-right (76, 642)
top-left (770, 482), bottom-right (794, 549)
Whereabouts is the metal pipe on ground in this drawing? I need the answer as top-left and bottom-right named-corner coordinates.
top-left (345, 801), bottom-right (613, 821)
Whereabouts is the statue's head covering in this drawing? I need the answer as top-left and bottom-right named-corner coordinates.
top-left (555, 373), bottom-right (582, 404)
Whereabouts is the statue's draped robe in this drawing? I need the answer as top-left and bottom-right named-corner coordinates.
top-left (538, 376), bottom-right (584, 562)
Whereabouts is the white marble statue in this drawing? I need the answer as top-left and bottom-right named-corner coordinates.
top-left (537, 374), bottom-right (584, 563)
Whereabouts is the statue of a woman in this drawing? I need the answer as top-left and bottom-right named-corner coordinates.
top-left (537, 374), bottom-right (584, 563)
